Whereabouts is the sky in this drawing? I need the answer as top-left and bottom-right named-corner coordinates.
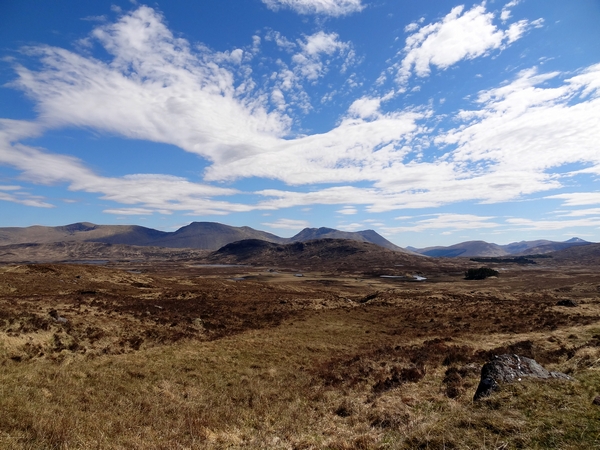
top-left (0, 0), bottom-right (599, 248)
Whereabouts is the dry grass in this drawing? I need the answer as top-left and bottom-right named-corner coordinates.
top-left (1, 262), bottom-right (600, 449)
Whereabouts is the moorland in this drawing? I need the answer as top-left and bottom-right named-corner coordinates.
top-left (1, 233), bottom-right (599, 449)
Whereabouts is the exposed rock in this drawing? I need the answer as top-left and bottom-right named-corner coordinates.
top-left (556, 299), bottom-right (578, 307)
top-left (593, 396), bottom-right (600, 406)
top-left (473, 354), bottom-right (572, 401)
top-left (48, 309), bottom-right (68, 324)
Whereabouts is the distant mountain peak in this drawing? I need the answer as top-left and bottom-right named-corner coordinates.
top-left (0, 221), bottom-right (410, 253)
top-left (300, 227), bottom-right (338, 235)
top-left (289, 227), bottom-right (407, 252)
top-left (412, 236), bottom-right (594, 258)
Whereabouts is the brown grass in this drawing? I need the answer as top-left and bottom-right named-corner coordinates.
top-left (1, 262), bottom-right (600, 449)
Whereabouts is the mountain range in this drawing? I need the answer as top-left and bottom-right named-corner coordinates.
top-left (0, 222), bottom-right (407, 253)
top-left (0, 222), bottom-right (593, 257)
top-left (407, 237), bottom-right (591, 257)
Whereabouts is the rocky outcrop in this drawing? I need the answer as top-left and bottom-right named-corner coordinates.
top-left (473, 354), bottom-right (572, 401)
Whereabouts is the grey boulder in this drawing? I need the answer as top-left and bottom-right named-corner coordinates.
top-left (473, 354), bottom-right (572, 401)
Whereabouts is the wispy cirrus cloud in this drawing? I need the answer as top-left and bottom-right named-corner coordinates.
top-left (0, 185), bottom-right (54, 208)
top-left (261, 0), bottom-right (364, 16)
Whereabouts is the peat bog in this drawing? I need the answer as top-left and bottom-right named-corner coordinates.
top-left (1, 250), bottom-right (600, 449)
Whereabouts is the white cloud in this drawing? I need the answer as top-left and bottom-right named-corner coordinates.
top-left (256, 184), bottom-right (451, 212)
top-left (382, 213), bottom-right (499, 233)
top-left (337, 222), bottom-right (364, 231)
top-left (10, 6), bottom-right (290, 166)
top-left (103, 207), bottom-right (170, 216)
top-left (7, 8), bottom-right (416, 195)
top-left (265, 30), bottom-right (296, 51)
top-left (506, 217), bottom-right (600, 231)
top-left (404, 22), bottom-right (419, 33)
top-left (500, 10), bottom-right (512, 22)
top-left (204, 110), bottom-right (425, 185)
top-left (501, 0), bottom-right (521, 22)
top-left (214, 48), bottom-right (244, 65)
top-left (292, 31), bottom-right (352, 81)
top-left (440, 65), bottom-right (600, 180)
top-left (81, 15), bottom-right (107, 22)
top-left (0, 185), bottom-right (20, 191)
top-left (261, 0), bottom-right (364, 16)
top-left (548, 192), bottom-right (600, 206)
top-left (262, 218), bottom-right (310, 230)
top-left (271, 88), bottom-right (286, 109)
top-left (0, 185), bottom-right (54, 208)
top-left (557, 208), bottom-right (600, 217)
top-left (0, 122), bottom-right (253, 216)
top-left (396, 3), bottom-right (542, 85)
top-left (337, 206), bottom-right (357, 215)
top-left (4, 6), bottom-right (600, 223)
top-left (348, 97), bottom-right (381, 119)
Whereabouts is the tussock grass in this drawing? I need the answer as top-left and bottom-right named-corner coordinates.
top-left (1, 263), bottom-right (600, 448)
top-left (2, 321), bottom-right (600, 448)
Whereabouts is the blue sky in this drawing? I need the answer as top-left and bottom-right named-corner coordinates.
top-left (1, 0), bottom-right (599, 248)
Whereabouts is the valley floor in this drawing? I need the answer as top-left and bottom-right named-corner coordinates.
top-left (1, 261), bottom-right (599, 449)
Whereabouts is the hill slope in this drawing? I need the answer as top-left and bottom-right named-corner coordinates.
top-left (544, 242), bottom-right (600, 266)
top-left (511, 240), bottom-right (592, 255)
top-left (290, 227), bottom-right (407, 252)
top-left (0, 241), bottom-right (208, 263)
top-left (0, 223), bottom-right (167, 246)
top-left (417, 241), bottom-right (508, 258)
top-left (209, 238), bottom-right (436, 273)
